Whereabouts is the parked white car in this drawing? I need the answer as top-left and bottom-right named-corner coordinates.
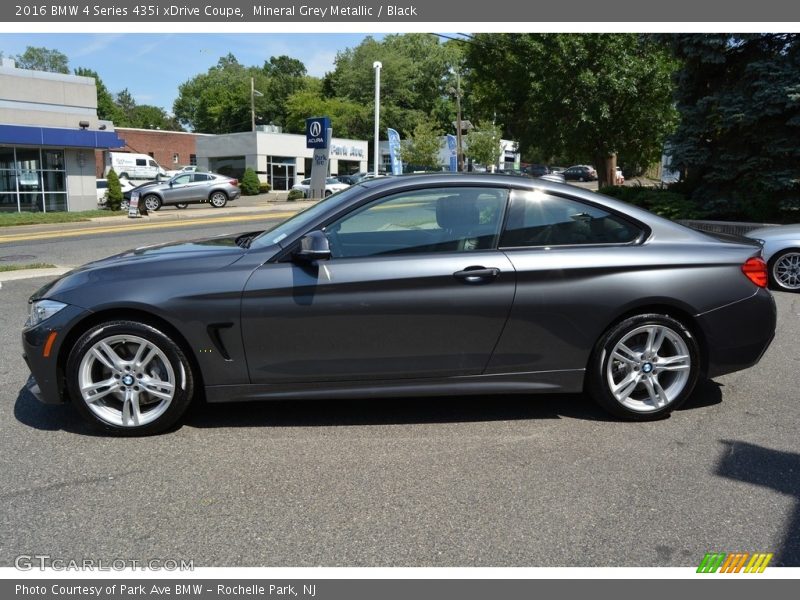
top-left (163, 165), bottom-right (200, 178)
top-left (291, 177), bottom-right (350, 198)
top-left (96, 178), bottom-right (136, 205)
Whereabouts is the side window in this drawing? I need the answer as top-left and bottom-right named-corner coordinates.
top-left (500, 190), bottom-right (643, 247)
top-left (325, 187), bottom-right (508, 258)
top-left (148, 160), bottom-right (158, 167)
top-left (173, 174), bottom-right (192, 185)
top-left (192, 174), bottom-right (210, 182)
top-left (135, 159), bottom-right (146, 166)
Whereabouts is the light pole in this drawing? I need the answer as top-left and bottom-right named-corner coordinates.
top-left (250, 77), bottom-right (264, 132)
top-left (373, 61), bottom-right (382, 176)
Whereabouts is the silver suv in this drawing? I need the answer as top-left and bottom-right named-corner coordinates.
top-left (131, 172), bottom-right (241, 211)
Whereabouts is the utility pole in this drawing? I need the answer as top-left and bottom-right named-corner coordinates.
top-left (250, 77), bottom-right (263, 132)
top-left (373, 61), bottom-right (382, 176)
top-left (452, 70), bottom-right (464, 172)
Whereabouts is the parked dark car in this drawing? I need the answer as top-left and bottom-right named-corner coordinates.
top-left (124, 172), bottom-right (240, 211)
top-left (23, 173), bottom-right (776, 435)
top-left (564, 165), bottom-right (598, 181)
top-left (523, 164), bottom-right (551, 178)
top-left (336, 174), bottom-right (364, 186)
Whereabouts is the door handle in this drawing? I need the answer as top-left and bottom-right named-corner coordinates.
top-left (453, 267), bottom-right (500, 283)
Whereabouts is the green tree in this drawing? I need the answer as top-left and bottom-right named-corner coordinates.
top-left (465, 34), bottom-right (678, 185)
top-left (398, 120), bottom-right (442, 170)
top-left (465, 122), bottom-right (504, 171)
top-left (106, 169), bottom-right (123, 211)
top-left (660, 34), bottom-right (800, 220)
top-left (14, 46), bottom-right (69, 73)
top-left (173, 53), bottom-right (308, 133)
top-left (284, 84), bottom-right (370, 138)
top-left (74, 67), bottom-right (122, 123)
top-left (240, 167), bottom-right (261, 195)
top-left (324, 34), bottom-right (462, 139)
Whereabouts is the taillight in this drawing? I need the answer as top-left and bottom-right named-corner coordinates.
top-left (230, 179), bottom-right (239, 187)
top-left (742, 257), bottom-right (768, 288)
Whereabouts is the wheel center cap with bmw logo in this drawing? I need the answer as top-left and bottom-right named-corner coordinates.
top-left (122, 374), bottom-right (135, 386)
top-left (642, 363), bottom-right (654, 374)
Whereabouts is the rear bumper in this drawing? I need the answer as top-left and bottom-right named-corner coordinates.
top-left (697, 288), bottom-right (776, 378)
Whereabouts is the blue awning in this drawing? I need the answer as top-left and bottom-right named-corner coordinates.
top-left (0, 124), bottom-right (125, 149)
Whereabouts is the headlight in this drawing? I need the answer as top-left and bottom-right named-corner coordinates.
top-left (26, 299), bottom-right (68, 328)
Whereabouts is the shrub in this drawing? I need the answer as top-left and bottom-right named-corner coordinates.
top-left (106, 169), bottom-right (123, 211)
top-left (286, 189), bottom-right (305, 202)
top-left (259, 182), bottom-right (271, 194)
top-left (598, 185), bottom-right (704, 220)
top-left (240, 168), bottom-right (261, 196)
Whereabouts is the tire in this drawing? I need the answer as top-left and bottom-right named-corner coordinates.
top-left (143, 194), bottom-right (162, 212)
top-left (586, 314), bottom-right (700, 420)
top-left (66, 321), bottom-right (195, 436)
top-left (209, 191), bottom-right (227, 208)
top-left (176, 203), bottom-right (189, 209)
top-left (324, 190), bottom-right (333, 197)
top-left (120, 199), bottom-right (130, 211)
top-left (768, 248), bottom-right (800, 292)
top-left (119, 173), bottom-right (129, 180)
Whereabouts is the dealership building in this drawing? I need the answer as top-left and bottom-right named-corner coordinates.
top-left (0, 59), bottom-right (124, 213)
top-left (0, 59), bottom-right (370, 210)
top-left (195, 127), bottom-right (368, 191)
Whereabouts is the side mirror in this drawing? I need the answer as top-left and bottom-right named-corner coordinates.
top-left (295, 230), bottom-right (331, 261)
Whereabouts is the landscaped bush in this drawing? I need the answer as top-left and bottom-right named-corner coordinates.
top-left (240, 168), bottom-right (261, 196)
top-left (106, 169), bottom-right (123, 211)
top-left (286, 189), bottom-right (305, 202)
top-left (259, 182), bottom-right (271, 194)
top-left (599, 185), bottom-right (704, 220)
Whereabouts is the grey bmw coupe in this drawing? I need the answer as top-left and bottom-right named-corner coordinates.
top-left (22, 174), bottom-right (776, 435)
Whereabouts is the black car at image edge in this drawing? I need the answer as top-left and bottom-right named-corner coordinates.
top-left (22, 173), bottom-right (776, 435)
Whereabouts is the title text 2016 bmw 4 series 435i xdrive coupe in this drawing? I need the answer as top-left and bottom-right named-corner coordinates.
top-left (22, 174), bottom-right (776, 435)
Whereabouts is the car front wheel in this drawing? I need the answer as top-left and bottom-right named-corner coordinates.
top-left (587, 314), bottom-right (699, 420)
top-left (209, 191), bottom-right (227, 208)
top-left (66, 321), bottom-right (195, 435)
top-left (769, 249), bottom-right (800, 292)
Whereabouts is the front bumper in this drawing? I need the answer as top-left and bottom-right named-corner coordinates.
top-left (697, 288), bottom-right (777, 378)
top-left (21, 304), bottom-right (90, 404)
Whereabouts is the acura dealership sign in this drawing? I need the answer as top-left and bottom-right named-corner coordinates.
top-left (306, 117), bottom-right (331, 149)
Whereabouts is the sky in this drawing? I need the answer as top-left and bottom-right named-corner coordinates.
top-left (0, 33), bottom-right (382, 114)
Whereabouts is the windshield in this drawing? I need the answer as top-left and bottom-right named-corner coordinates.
top-left (250, 185), bottom-right (365, 249)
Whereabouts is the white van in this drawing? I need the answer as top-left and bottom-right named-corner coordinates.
top-left (105, 152), bottom-right (167, 180)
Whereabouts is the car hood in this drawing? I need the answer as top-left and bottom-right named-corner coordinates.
top-left (31, 233), bottom-right (249, 303)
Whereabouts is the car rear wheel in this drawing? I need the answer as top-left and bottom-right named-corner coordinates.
top-left (587, 314), bottom-right (699, 420)
top-left (209, 191), bottom-right (227, 208)
top-left (769, 249), bottom-right (800, 292)
top-left (66, 321), bottom-right (194, 436)
top-left (176, 203), bottom-right (189, 209)
top-left (143, 194), bottom-right (162, 211)
top-left (120, 199), bottom-right (130, 211)
top-left (119, 172), bottom-right (129, 180)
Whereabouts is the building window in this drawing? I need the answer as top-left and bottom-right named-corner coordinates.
top-left (189, 154), bottom-right (197, 166)
top-left (0, 147), bottom-right (67, 213)
top-left (148, 152), bottom-right (155, 158)
top-left (173, 153), bottom-right (179, 164)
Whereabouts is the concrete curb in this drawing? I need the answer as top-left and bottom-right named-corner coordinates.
top-left (0, 267), bottom-right (72, 283)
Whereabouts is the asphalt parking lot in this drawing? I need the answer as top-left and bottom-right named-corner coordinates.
top-left (0, 274), bottom-right (798, 567)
